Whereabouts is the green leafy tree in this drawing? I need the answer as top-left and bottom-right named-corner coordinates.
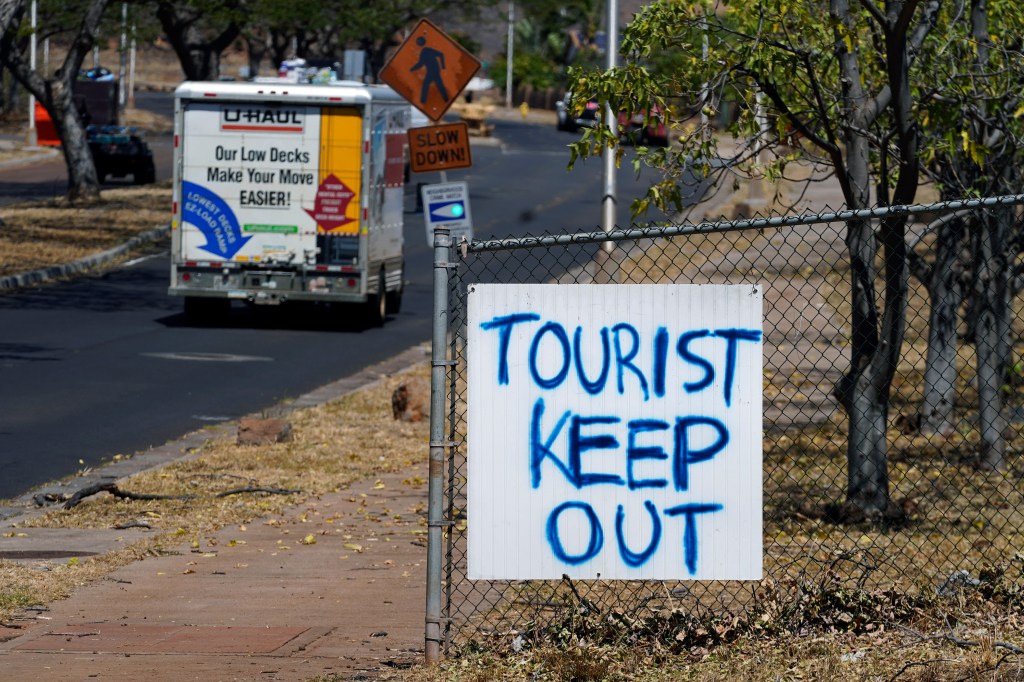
top-left (569, 0), bottom-right (950, 520)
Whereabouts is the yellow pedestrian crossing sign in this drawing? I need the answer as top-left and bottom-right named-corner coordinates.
top-left (378, 18), bottom-right (481, 122)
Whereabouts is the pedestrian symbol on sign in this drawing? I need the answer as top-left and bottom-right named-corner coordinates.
top-left (411, 37), bottom-right (450, 105)
top-left (378, 18), bottom-right (481, 122)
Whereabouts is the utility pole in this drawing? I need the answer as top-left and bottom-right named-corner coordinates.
top-left (128, 24), bottom-right (137, 108)
top-left (601, 0), bottom-right (618, 253)
top-left (118, 3), bottom-right (127, 108)
top-left (26, 0), bottom-right (37, 146)
top-left (505, 2), bottom-right (514, 109)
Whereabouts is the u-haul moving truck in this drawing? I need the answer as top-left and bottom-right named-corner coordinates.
top-left (169, 80), bottom-right (409, 324)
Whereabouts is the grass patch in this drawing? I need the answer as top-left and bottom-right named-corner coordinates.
top-left (0, 182), bottom-right (172, 279)
top-left (0, 581), bottom-right (36, 612)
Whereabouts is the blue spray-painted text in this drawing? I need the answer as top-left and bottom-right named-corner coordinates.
top-left (478, 311), bottom-right (758, 576)
top-left (530, 398), bottom-right (729, 491)
top-left (546, 499), bottom-right (723, 575)
top-left (480, 314), bottom-right (760, 406)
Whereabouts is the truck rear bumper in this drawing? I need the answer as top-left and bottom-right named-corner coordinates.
top-left (168, 286), bottom-right (369, 305)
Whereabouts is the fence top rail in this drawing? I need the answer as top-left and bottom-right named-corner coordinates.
top-left (466, 193), bottom-right (1024, 254)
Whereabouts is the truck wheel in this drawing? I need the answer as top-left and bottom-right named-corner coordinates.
top-left (385, 287), bottom-right (403, 315)
top-left (184, 297), bottom-right (229, 325)
top-left (135, 161), bottom-right (156, 185)
top-left (385, 265), bottom-right (404, 315)
top-left (364, 271), bottom-right (387, 327)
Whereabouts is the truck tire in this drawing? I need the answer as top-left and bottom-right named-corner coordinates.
top-left (184, 297), bottom-right (229, 325)
top-left (135, 160), bottom-right (156, 185)
top-left (364, 271), bottom-right (387, 327)
top-left (385, 263), bottom-right (404, 315)
top-left (385, 287), bottom-right (403, 315)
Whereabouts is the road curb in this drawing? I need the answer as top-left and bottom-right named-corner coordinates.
top-left (0, 146), bottom-right (60, 170)
top-left (0, 342), bottom-right (430, 524)
top-left (0, 223), bottom-right (170, 290)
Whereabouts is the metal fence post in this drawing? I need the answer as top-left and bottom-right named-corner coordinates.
top-left (425, 225), bottom-right (452, 664)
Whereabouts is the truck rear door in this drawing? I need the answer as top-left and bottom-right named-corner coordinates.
top-left (178, 101), bottom-right (365, 267)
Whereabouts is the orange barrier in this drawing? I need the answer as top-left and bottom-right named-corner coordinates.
top-left (34, 101), bottom-right (60, 146)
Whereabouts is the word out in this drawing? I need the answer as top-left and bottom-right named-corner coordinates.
top-left (546, 500), bottom-right (722, 574)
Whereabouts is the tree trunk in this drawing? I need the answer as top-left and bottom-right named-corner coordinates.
top-left (156, 2), bottom-right (240, 81)
top-left (963, 0), bottom-right (1009, 470)
top-left (831, 0), bottom-right (893, 518)
top-left (830, 0), bottom-right (929, 520)
top-left (971, 210), bottom-right (1010, 469)
top-left (363, 38), bottom-right (397, 84)
top-left (837, 203), bottom-right (895, 515)
top-left (919, 217), bottom-right (965, 436)
top-left (0, 0), bottom-right (105, 203)
top-left (50, 80), bottom-right (99, 202)
top-left (846, 379), bottom-right (891, 514)
top-left (3, 69), bottom-right (17, 116)
top-left (268, 30), bottom-right (292, 71)
top-left (243, 31), bottom-right (270, 79)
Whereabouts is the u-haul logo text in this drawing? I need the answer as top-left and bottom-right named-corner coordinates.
top-left (220, 107), bottom-right (304, 133)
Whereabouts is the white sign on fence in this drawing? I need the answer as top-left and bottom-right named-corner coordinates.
top-left (467, 283), bottom-right (764, 581)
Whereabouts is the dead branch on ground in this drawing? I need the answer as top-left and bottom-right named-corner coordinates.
top-left (63, 482), bottom-right (193, 509)
top-left (61, 481), bottom-right (302, 510)
top-left (215, 486), bottom-right (301, 497)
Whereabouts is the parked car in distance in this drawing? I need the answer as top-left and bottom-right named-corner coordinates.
top-left (556, 93), bottom-right (671, 147)
top-left (87, 125), bottom-right (156, 184)
top-left (555, 92), bottom-right (600, 132)
top-left (617, 106), bottom-right (670, 147)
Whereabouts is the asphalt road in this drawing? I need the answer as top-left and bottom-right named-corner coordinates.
top-left (0, 101), bottom-right (702, 500)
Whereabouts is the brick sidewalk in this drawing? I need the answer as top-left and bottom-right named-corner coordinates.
top-left (0, 463), bottom-right (427, 681)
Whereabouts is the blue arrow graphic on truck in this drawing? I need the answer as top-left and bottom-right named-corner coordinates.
top-left (182, 181), bottom-right (252, 259)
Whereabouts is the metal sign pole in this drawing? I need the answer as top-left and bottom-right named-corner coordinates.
top-left (118, 3), bottom-right (127, 108)
top-left (505, 2), bottom-right (515, 109)
top-left (128, 27), bottom-right (137, 108)
top-left (601, 0), bottom-right (618, 253)
top-left (26, 0), bottom-right (37, 146)
top-left (425, 225), bottom-right (452, 663)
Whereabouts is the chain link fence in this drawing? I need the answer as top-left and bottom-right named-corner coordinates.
top-left (425, 195), bottom-right (1024, 656)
